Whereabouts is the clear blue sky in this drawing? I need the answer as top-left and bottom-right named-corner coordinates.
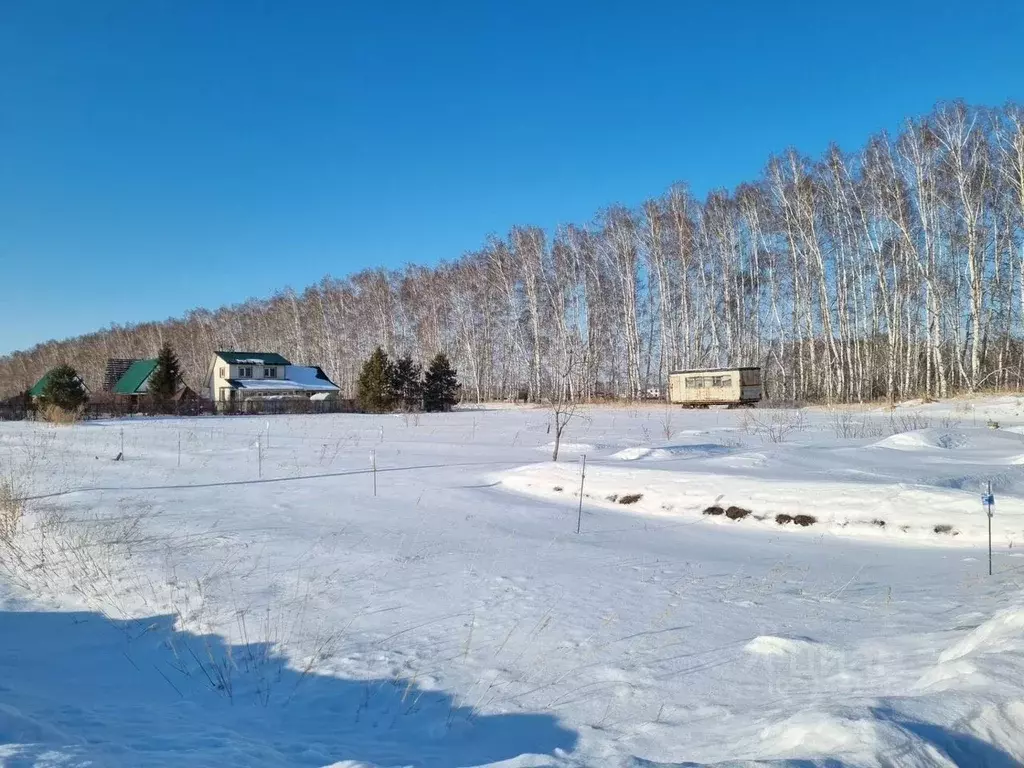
top-left (2, 1), bottom-right (1023, 355)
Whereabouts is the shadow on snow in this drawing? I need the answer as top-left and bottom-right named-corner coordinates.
top-left (0, 607), bottom-right (577, 767)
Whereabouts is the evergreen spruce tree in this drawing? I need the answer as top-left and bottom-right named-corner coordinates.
top-left (391, 355), bottom-right (423, 411)
top-left (357, 347), bottom-right (396, 413)
top-left (39, 364), bottom-right (88, 412)
top-left (149, 343), bottom-right (181, 406)
top-left (422, 352), bottom-right (459, 412)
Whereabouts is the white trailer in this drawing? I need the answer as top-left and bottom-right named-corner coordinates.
top-left (668, 367), bottom-right (762, 408)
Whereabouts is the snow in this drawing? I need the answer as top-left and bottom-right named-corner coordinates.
top-left (232, 373), bottom-right (338, 392)
top-left (2, 397), bottom-right (1024, 765)
top-left (288, 366), bottom-right (341, 391)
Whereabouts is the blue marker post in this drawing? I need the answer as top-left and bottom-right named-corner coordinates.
top-left (983, 481), bottom-right (995, 576)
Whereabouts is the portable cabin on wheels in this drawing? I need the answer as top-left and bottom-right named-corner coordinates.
top-left (668, 367), bottom-right (762, 408)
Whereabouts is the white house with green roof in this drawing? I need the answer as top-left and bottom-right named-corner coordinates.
top-left (205, 351), bottom-right (340, 404)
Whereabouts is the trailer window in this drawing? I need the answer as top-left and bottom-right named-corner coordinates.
top-left (684, 375), bottom-right (732, 388)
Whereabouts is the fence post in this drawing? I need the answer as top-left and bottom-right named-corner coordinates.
top-left (984, 480), bottom-right (994, 576)
top-left (371, 449), bottom-right (377, 497)
top-left (576, 454), bottom-right (587, 534)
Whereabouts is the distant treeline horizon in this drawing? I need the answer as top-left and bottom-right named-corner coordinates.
top-left (3, 100), bottom-right (1024, 404)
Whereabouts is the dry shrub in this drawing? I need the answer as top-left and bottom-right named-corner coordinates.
top-left (792, 514), bottom-right (817, 526)
top-left (889, 413), bottom-right (931, 433)
top-left (618, 493), bottom-right (643, 505)
top-left (0, 476), bottom-right (24, 539)
top-left (725, 505), bottom-right (751, 520)
top-left (606, 494), bottom-right (618, 502)
top-left (553, 486), bottom-right (563, 492)
top-left (741, 409), bottom-right (807, 443)
top-left (934, 524), bottom-right (955, 535)
top-left (703, 505), bottom-right (725, 516)
top-left (41, 404), bottom-right (82, 425)
top-left (871, 518), bottom-right (886, 527)
top-left (776, 513), bottom-right (793, 525)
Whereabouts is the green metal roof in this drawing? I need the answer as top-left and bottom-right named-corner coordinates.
top-left (29, 371), bottom-right (54, 397)
top-left (215, 351), bottom-right (291, 366)
top-left (29, 369), bottom-right (88, 397)
top-left (113, 359), bottom-right (159, 394)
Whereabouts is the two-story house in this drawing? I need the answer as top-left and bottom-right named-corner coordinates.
top-left (205, 351), bottom-right (340, 403)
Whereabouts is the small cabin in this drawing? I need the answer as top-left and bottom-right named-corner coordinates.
top-left (668, 367), bottom-right (762, 408)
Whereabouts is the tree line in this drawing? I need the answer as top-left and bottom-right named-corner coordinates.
top-left (4, 100), bottom-right (1024, 404)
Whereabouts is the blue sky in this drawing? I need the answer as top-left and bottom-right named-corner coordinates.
top-left (2, 1), bottom-right (1023, 355)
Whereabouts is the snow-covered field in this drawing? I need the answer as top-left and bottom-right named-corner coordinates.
top-left (2, 397), bottom-right (1024, 766)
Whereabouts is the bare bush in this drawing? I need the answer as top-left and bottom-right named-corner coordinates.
top-left (660, 407), bottom-right (674, 441)
top-left (742, 409), bottom-right (807, 443)
top-left (889, 413), bottom-right (932, 433)
top-left (829, 409), bottom-right (879, 439)
top-left (0, 475), bottom-right (24, 540)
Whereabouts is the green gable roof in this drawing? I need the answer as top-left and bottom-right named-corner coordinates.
top-left (215, 351), bottom-right (291, 366)
top-left (30, 368), bottom-right (88, 397)
top-left (29, 370), bottom-right (54, 397)
top-left (113, 359), bottom-right (159, 394)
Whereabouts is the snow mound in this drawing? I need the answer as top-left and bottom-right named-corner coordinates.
top-left (872, 429), bottom-right (970, 451)
top-left (755, 709), bottom-right (889, 756)
top-left (537, 442), bottom-right (594, 454)
top-left (939, 608), bottom-right (1024, 663)
top-left (744, 635), bottom-right (825, 657)
top-left (611, 444), bottom-right (731, 461)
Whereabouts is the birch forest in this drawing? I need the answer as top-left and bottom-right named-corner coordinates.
top-left (5, 101), bottom-right (1024, 404)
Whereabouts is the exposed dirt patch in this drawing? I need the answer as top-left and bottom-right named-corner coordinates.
top-left (725, 506), bottom-right (751, 520)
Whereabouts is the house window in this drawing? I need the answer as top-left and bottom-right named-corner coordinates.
top-left (239, 366), bottom-right (253, 378)
top-left (219, 367), bottom-right (226, 378)
top-left (264, 367), bottom-right (277, 378)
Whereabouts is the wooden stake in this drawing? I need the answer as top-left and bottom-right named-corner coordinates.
top-left (576, 454), bottom-right (587, 534)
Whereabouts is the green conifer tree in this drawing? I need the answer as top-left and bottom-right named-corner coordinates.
top-left (422, 352), bottom-right (460, 412)
top-left (357, 347), bottom-right (396, 413)
top-left (39, 364), bottom-right (88, 412)
top-left (149, 343), bottom-right (181, 406)
top-left (391, 355), bottom-right (423, 411)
